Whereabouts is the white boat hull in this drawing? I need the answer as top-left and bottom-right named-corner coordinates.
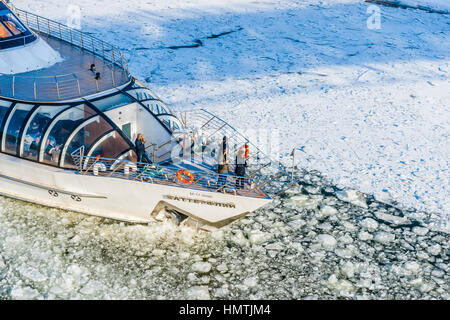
top-left (0, 153), bottom-right (271, 230)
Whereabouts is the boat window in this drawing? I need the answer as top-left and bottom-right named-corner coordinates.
top-left (0, 100), bottom-right (11, 128)
top-left (126, 88), bottom-right (156, 102)
top-left (0, 12), bottom-right (27, 36)
top-left (161, 105), bottom-right (170, 114)
top-left (91, 93), bottom-right (133, 112)
top-left (121, 149), bottom-right (138, 162)
top-left (122, 123), bottom-right (131, 140)
top-left (3, 103), bottom-right (34, 155)
top-left (152, 102), bottom-right (170, 115)
top-left (22, 105), bottom-right (70, 161)
top-left (0, 6), bottom-right (35, 49)
top-left (62, 116), bottom-right (113, 168)
top-left (0, 21), bottom-right (12, 39)
top-left (88, 130), bottom-right (131, 160)
top-left (41, 104), bottom-right (97, 166)
top-left (172, 121), bottom-right (180, 130)
top-left (143, 102), bottom-right (151, 112)
top-left (157, 114), bottom-right (183, 131)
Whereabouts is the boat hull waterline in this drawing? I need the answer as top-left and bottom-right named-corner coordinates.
top-left (0, 153), bottom-right (271, 230)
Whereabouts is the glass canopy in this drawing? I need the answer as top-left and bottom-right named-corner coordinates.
top-left (0, 2), bottom-right (36, 49)
top-left (0, 80), bottom-right (184, 169)
top-left (0, 99), bottom-right (137, 169)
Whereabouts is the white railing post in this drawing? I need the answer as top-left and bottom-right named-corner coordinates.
top-left (56, 79), bottom-right (60, 100)
top-left (7, 8), bottom-right (133, 102)
top-left (77, 79), bottom-right (81, 96)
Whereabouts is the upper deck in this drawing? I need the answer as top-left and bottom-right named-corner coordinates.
top-left (0, 6), bottom-right (131, 103)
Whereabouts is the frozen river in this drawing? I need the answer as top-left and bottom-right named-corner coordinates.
top-left (0, 169), bottom-right (448, 299)
top-left (1, 0), bottom-right (448, 299)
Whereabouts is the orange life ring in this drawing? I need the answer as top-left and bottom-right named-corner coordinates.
top-left (176, 170), bottom-right (194, 183)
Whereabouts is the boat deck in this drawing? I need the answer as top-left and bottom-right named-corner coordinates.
top-left (73, 152), bottom-right (271, 200)
top-left (165, 160), bottom-right (269, 199)
top-left (0, 34), bottom-right (130, 102)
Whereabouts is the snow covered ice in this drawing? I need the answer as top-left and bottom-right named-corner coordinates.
top-left (0, 0), bottom-right (448, 299)
top-left (18, 0), bottom-right (449, 228)
top-left (0, 167), bottom-right (449, 300)
top-left (371, 1), bottom-right (450, 14)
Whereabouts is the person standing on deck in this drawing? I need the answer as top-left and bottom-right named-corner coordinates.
top-left (217, 136), bottom-right (229, 189)
top-left (135, 133), bottom-right (152, 163)
top-left (235, 143), bottom-right (249, 189)
top-left (190, 133), bottom-right (196, 163)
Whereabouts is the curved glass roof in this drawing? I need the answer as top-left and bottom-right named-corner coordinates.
top-left (0, 2), bottom-right (36, 49)
top-left (0, 77), bottom-right (183, 168)
top-left (125, 87), bottom-right (183, 132)
top-left (0, 98), bottom-right (137, 169)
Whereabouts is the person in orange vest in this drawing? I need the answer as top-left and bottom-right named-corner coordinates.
top-left (235, 143), bottom-right (249, 189)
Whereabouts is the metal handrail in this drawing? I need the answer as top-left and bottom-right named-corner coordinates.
top-left (0, 33), bottom-right (36, 45)
top-left (173, 109), bottom-right (297, 195)
top-left (12, 7), bottom-right (129, 72)
top-left (0, 4), bottom-right (131, 101)
top-left (0, 68), bottom-right (129, 101)
top-left (2, 67), bottom-right (105, 79)
top-left (70, 152), bottom-right (270, 199)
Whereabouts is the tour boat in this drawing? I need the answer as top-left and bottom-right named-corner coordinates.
top-left (0, 1), bottom-right (292, 230)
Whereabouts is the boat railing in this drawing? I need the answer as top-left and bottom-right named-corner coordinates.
top-left (12, 6), bottom-right (129, 72)
top-left (174, 109), bottom-right (296, 196)
top-left (0, 67), bottom-right (129, 101)
top-left (70, 150), bottom-right (270, 199)
top-left (0, 33), bottom-right (36, 49)
top-left (0, 4), bottom-right (131, 101)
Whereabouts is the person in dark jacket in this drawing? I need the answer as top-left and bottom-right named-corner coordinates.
top-left (190, 134), bottom-right (196, 163)
top-left (235, 143), bottom-right (248, 189)
top-left (217, 136), bottom-right (228, 189)
top-left (135, 133), bottom-right (152, 163)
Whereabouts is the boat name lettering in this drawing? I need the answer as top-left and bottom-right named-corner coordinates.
top-left (165, 195), bottom-right (236, 208)
top-left (189, 192), bottom-right (212, 198)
